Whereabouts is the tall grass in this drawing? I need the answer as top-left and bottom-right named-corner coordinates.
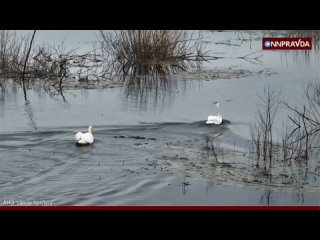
top-left (0, 31), bottom-right (104, 93)
top-left (284, 82), bottom-right (320, 163)
top-left (0, 31), bottom-right (67, 81)
top-left (98, 30), bottom-right (209, 77)
top-left (250, 82), bottom-right (320, 182)
top-left (0, 31), bottom-right (29, 75)
top-left (250, 84), bottom-right (280, 170)
top-left (1, 30), bottom-right (208, 97)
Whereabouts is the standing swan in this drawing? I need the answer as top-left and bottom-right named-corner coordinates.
top-left (206, 102), bottom-right (222, 125)
top-left (75, 125), bottom-right (94, 145)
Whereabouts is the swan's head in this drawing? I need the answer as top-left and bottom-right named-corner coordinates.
top-left (215, 102), bottom-right (220, 108)
top-left (88, 125), bottom-right (93, 133)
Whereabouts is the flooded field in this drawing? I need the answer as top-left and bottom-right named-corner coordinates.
top-left (0, 30), bottom-right (319, 206)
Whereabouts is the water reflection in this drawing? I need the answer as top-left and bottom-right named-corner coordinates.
top-left (260, 189), bottom-right (272, 206)
top-left (181, 173), bottom-right (191, 195)
top-left (294, 192), bottom-right (305, 205)
top-left (0, 82), bottom-right (5, 101)
top-left (119, 64), bottom-right (189, 111)
top-left (24, 101), bottom-right (37, 130)
top-left (0, 79), bottom-right (18, 102)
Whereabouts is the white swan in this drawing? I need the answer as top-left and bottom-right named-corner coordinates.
top-left (206, 102), bottom-right (222, 125)
top-left (75, 125), bottom-right (94, 145)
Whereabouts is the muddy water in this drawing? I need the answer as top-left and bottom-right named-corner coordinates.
top-left (0, 30), bottom-right (319, 206)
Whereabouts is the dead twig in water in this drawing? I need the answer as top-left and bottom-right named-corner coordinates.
top-left (21, 30), bottom-right (36, 102)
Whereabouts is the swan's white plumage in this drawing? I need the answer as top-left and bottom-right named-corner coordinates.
top-left (206, 114), bottom-right (222, 124)
top-left (75, 126), bottom-right (94, 145)
top-left (206, 102), bottom-right (223, 125)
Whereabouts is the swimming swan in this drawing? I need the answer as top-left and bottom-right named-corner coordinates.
top-left (75, 125), bottom-right (94, 145)
top-left (206, 102), bottom-right (222, 125)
